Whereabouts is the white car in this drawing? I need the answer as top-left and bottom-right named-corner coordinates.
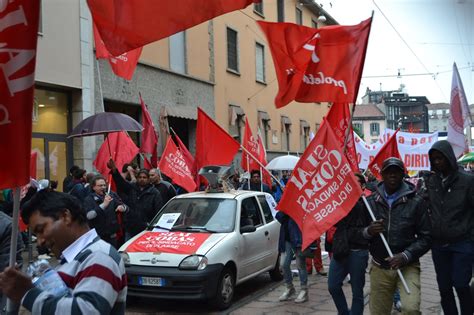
top-left (119, 189), bottom-right (282, 310)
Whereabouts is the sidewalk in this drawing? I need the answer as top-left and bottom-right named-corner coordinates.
top-left (230, 252), bottom-right (441, 315)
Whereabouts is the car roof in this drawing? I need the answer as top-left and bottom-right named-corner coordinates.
top-left (173, 189), bottom-right (268, 201)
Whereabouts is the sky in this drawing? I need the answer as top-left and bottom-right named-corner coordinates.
top-left (319, 0), bottom-right (474, 104)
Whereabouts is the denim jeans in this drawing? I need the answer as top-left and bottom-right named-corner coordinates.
top-left (432, 240), bottom-right (474, 315)
top-left (328, 249), bottom-right (368, 315)
top-left (281, 241), bottom-right (308, 289)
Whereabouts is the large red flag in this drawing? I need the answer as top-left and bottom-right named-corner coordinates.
top-left (0, 1), bottom-right (40, 189)
top-left (93, 23), bottom-right (142, 80)
top-left (277, 121), bottom-right (363, 249)
top-left (159, 137), bottom-right (197, 193)
top-left (88, 0), bottom-right (259, 56)
top-left (448, 62), bottom-right (472, 157)
top-left (195, 108), bottom-right (240, 172)
top-left (367, 129), bottom-right (402, 180)
top-left (139, 94), bottom-right (158, 167)
top-left (93, 132), bottom-right (140, 177)
top-left (326, 103), bottom-right (359, 172)
top-left (258, 18), bottom-right (371, 108)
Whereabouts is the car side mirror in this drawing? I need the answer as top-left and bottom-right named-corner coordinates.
top-left (240, 225), bottom-right (257, 234)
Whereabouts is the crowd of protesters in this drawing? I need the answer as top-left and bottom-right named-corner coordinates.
top-left (0, 140), bottom-right (472, 315)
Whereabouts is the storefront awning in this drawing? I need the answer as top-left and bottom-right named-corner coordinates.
top-left (165, 106), bottom-right (197, 120)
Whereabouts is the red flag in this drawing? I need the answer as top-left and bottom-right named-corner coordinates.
top-left (277, 121), bottom-right (363, 249)
top-left (159, 137), bottom-right (197, 193)
top-left (367, 129), bottom-right (402, 180)
top-left (88, 0), bottom-right (259, 56)
top-left (0, 1), bottom-right (40, 189)
top-left (174, 133), bottom-right (196, 175)
top-left (258, 18), bottom-right (371, 108)
top-left (30, 152), bottom-right (38, 180)
top-left (326, 103), bottom-right (359, 172)
top-left (196, 108), bottom-right (240, 172)
top-left (139, 94), bottom-right (158, 165)
top-left (93, 23), bottom-right (142, 80)
top-left (257, 129), bottom-right (273, 187)
top-left (93, 132), bottom-right (140, 177)
top-left (448, 62), bottom-right (472, 157)
top-left (241, 118), bottom-right (266, 171)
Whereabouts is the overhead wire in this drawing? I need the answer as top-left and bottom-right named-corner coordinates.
top-left (371, 0), bottom-right (448, 100)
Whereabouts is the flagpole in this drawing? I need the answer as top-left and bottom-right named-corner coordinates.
top-left (343, 11), bottom-right (374, 154)
top-left (240, 145), bottom-right (283, 189)
top-left (247, 157), bottom-right (250, 190)
top-left (6, 187), bottom-right (20, 313)
top-left (361, 195), bottom-right (411, 294)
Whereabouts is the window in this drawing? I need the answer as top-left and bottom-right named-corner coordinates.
top-left (38, 0), bottom-right (43, 34)
top-left (169, 31), bottom-right (186, 74)
top-left (241, 197), bottom-right (263, 227)
top-left (300, 120), bottom-right (310, 151)
top-left (370, 122), bottom-right (380, 136)
top-left (277, 0), bottom-right (285, 22)
top-left (254, 2), bottom-right (264, 16)
top-left (227, 27), bottom-right (239, 73)
top-left (353, 122), bottom-right (363, 136)
top-left (255, 43), bottom-right (265, 83)
top-left (281, 116), bottom-right (291, 151)
top-left (259, 111), bottom-right (271, 149)
top-left (228, 105), bottom-right (245, 142)
top-left (257, 195), bottom-right (274, 223)
top-left (312, 19), bottom-right (318, 28)
top-left (295, 7), bottom-right (303, 25)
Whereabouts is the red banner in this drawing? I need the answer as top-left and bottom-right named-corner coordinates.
top-left (258, 18), bottom-right (371, 108)
top-left (89, 0), bottom-right (259, 56)
top-left (93, 24), bottom-right (142, 80)
top-left (367, 129), bottom-right (402, 179)
top-left (277, 121), bottom-right (363, 249)
top-left (326, 103), bottom-right (359, 172)
top-left (0, 1), bottom-right (40, 189)
top-left (126, 231), bottom-right (211, 254)
top-left (159, 137), bottom-right (197, 193)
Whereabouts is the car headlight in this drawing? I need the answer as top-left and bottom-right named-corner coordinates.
top-left (120, 251), bottom-right (130, 265)
top-left (179, 255), bottom-right (208, 270)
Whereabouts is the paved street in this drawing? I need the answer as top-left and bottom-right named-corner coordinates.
top-left (230, 253), bottom-right (441, 315)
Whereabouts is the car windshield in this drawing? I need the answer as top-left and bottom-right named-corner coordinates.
top-left (151, 198), bottom-right (237, 233)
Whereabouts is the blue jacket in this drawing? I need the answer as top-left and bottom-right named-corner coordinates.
top-left (275, 211), bottom-right (302, 252)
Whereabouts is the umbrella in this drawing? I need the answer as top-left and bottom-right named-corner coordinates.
top-left (457, 152), bottom-right (474, 164)
top-left (266, 155), bottom-right (300, 170)
top-left (68, 112), bottom-right (143, 138)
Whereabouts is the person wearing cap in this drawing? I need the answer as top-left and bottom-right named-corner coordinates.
top-left (364, 157), bottom-right (431, 315)
top-left (425, 140), bottom-right (474, 315)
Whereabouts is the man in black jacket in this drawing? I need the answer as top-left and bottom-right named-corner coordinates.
top-left (83, 175), bottom-right (126, 248)
top-left (365, 157), bottom-right (431, 314)
top-left (328, 173), bottom-right (371, 315)
top-left (107, 160), bottom-right (164, 240)
top-left (149, 168), bottom-right (176, 205)
top-left (426, 140), bottom-right (474, 315)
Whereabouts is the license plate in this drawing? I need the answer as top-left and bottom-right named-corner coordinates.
top-left (138, 276), bottom-right (165, 287)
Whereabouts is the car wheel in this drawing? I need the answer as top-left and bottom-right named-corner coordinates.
top-left (211, 267), bottom-right (235, 310)
top-left (269, 253), bottom-right (284, 281)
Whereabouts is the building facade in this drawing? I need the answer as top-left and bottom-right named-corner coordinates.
top-left (352, 104), bottom-right (386, 143)
top-left (32, 0), bottom-right (337, 188)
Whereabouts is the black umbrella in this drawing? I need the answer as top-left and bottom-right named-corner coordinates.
top-left (68, 112), bottom-right (143, 138)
